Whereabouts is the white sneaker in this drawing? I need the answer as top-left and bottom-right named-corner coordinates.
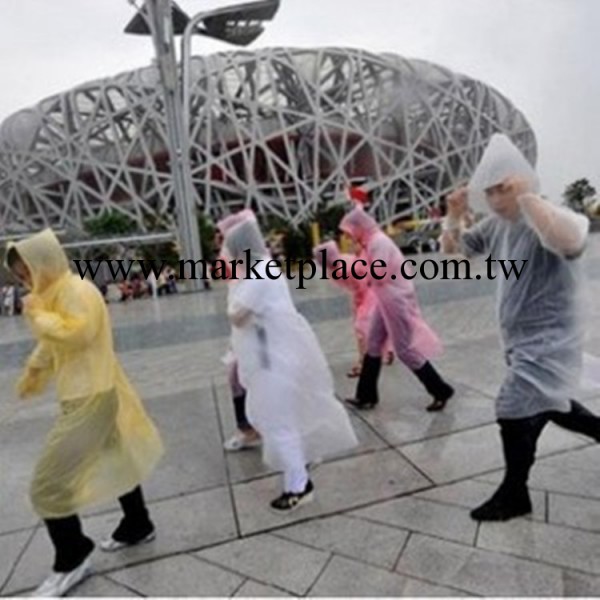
top-left (223, 430), bottom-right (262, 452)
top-left (32, 556), bottom-right (92, 597)
top-left (99, 530), bottom-right (156, 553)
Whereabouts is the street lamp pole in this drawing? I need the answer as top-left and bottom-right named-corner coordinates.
top-left (145, 0), bottom-right (205, 291)
top-left (127, 0), bottom-right (280, 292)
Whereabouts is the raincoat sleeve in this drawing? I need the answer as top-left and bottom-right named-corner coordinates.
top-left (26, 341), bottom-right (54, 371)
top-left (228, 278), bottom-right (264, 326)
top-left (460, 216), bottom-right (494, 258)
top-left (16, 341), bottom-right (54, 398)
top-left (518, 193), bottom-right (590, 258)
top-left (25, 281), bottom-right (100, 349)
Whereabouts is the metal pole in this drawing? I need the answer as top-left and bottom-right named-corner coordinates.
top-left (181, 11), bottom-right (219, 241)
top-left (146, 0), bottom-right (205, 292)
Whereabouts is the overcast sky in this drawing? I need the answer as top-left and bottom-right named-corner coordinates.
top-left (0, 0), bottom-right (598, 201)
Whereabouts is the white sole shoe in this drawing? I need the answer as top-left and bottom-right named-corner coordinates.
top-left (32, 556), bottom-right (92, 597)
top-left (223, 431), bottom-right (262, 452)
top-left (99, 530), bottom-right (156, 553)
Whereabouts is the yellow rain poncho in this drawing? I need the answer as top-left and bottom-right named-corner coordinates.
top-left (6, 229), bottom-right (163, 519)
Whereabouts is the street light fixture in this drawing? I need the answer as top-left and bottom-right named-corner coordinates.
top-left (125, 0), bottom-right (279, 292)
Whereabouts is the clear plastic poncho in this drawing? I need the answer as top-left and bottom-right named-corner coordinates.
top-left (464, 135), bottom-right (593, 418)
top-left (6, 229), bottom-right (163, 518)
top-left (468, 133), bottom-right (540, 215)
top-left (223, 221), bottom-right (358, 470)
top-left (339, 207), bottom-right (442, 369)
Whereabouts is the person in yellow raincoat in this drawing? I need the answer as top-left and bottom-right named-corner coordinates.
top-left (5, 229), bottom-right (164, 597)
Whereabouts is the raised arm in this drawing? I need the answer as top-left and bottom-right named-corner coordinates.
top-left (439, 187), bottom-right (470, 255)
top-left (516, 188), bottom-right (589, 258)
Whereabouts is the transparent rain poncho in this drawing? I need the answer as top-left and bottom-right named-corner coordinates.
top-left (223, 220), bottom-right (357, 470)
top-left (6, 229), bottom-right (163, 518)
top-left (339, 207), bottom-right (442, 369)
top-left (463, 134), bottom-right (593, 418)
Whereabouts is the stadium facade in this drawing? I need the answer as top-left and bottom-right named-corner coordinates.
top-left (0, 47), bottom-right (536, 236)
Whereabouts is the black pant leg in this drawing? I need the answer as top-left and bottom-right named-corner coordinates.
top-left (499, 413), bottom-right (548, 495)
top-left (233, 393), bottom-right (251, 430)
top-left (45, 515), bottom-right (94, 572)
top-left (113, 486), bottom-right (154, 543)
top-left (548, 400), bottom-right (600, 441)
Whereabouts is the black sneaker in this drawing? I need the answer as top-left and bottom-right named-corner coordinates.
top-left (270, 480), bottom-right (315, 513)
top-left (470, 489), bottom-right (532, 522)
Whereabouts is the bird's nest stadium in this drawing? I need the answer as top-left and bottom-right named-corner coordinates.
top-left (0, 46), bottom-right (536, 236)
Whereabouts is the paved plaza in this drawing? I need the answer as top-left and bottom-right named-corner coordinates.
top-left (1, 238), bottom-right (600, 597)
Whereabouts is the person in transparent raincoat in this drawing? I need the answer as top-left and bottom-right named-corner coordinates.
top-left (441, 133), bottom-right (600, 521)
top-left (220, 214), bottom-right (358, 512)
top-left (216, 209), bottom-right (263, 452)
top-left (313, 240), bottom-right (394, 377)
top-left (338, 203), bottom-right (454, 411)
top-left (5, 229), bottom-right (163, 596)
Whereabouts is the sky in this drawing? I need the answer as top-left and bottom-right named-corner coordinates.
top-left (0, 0), bottom-right (598, 201)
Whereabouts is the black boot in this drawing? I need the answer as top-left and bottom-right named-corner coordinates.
top-left (549, 400), bottom-right (600, 441)
top-left (413, 361), bottom-right (454, 411)
top-left (470, 415), bottom-right (547, 522)
top-left (112, 486), bottom-right (154, 544)
top-left (346, 354), bottom-right (382, 410)
top-left (45, 515), bottom-right (95, 573)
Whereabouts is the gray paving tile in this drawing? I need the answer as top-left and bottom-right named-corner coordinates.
top-left (548, 492), bottom-right (600, 532)
top-left (561, 570), bottom-right (600, 596)
top-left (109, 554), bottom-right (244, 597)
top-left (275, 515), bottom-right (409, 570)
top-left (400, 423), bottom-right (588, 484)
top-left (397, 533), bottom-right (577, 596)
top-left (350, 496), bottom-right (477, 545)
top-left (415, 479), bottom-right (546, 522)
top-left (196, 534), bottom-right (329, 595)
top-left (141, 387), bottom-right (229, 501)
top-left (334, 364), bottom-right (496, 447)
top-left (0, 404), bottom-right (60, 535)
top-left (0, 529), bottom-right (33, 593)
top-left (478, 518), bottom-right (600, 574)
top-left (233, 579), bottom-right (293, 597)
top-left (232, 450), bottom-right (430, 535)
top-left (478, 444), bottom-right (600, 501)
top-left (309, 555), bottom-right (468, 597)
top-left (66, 574), bottom-right (140, 597)
top-left (216, 383), bottom-right (387, 486)
top-left (3, 486), bottom-right (237, 595)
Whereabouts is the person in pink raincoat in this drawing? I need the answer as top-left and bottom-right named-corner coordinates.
top-left (313, 240), bottom-right (393, 377)
top-left (339, 204), bottom-right (454, 411)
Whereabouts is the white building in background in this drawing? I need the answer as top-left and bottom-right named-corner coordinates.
top-left (0, 47), bottom-right (536, 236)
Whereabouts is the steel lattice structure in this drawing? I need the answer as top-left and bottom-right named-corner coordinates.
top-left (0, 47), bottom-right (536, 235)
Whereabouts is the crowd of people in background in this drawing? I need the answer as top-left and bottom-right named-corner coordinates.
top-left (0, 283), bottom-right (22, 316)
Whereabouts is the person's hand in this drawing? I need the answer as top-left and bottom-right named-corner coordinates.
top-left (446, 187), bottom-right (469, 219)
top-left (16, 368), bottom-right (45, 400)
top-left (502, 175), bottom-right (533, 199)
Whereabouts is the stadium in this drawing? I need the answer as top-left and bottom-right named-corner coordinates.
top-left (0, 46), bottom-right (536, 236)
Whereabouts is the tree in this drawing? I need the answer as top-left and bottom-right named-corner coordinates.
top-left (563, 179), bottom-right (597, 214)
top-left (197, 213), bottom-right (217, 262)
top-left (84, 211), bottom-right (136, 236)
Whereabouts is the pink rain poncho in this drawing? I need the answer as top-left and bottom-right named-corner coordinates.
top-left (339, 207), bottom-right (442, 369)
top-left (313, 240), bottom-right (391, 357)
top-left (222, 218), bottom-right (358, 472)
